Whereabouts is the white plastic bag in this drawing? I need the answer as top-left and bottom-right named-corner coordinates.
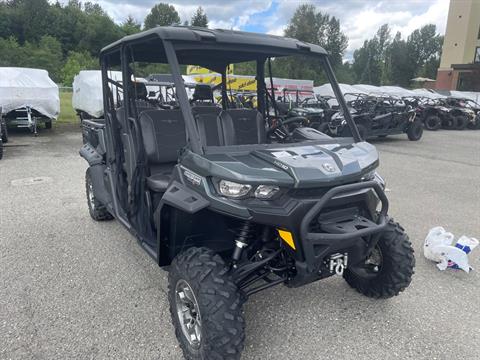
top-left (423, 227), bottom-right (478, 273)
top-left (423, 227), bottom-right (454, 262)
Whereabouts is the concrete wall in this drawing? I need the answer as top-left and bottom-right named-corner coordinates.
top-left (439, 0), bottom-right (480, 69)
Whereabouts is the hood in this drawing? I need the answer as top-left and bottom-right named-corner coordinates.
top-left (187, 141), bottom-right (379, 188)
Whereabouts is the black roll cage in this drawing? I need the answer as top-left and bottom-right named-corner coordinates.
top-left (100, 27), bottom-right (361, 159)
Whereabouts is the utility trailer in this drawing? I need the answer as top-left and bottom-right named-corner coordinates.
top-left (0, 67), bottom-right (59, 136)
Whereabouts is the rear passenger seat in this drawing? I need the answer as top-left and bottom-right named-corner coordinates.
top-left (221, 109), bottom-right (266, 145)
top-left (191, 106), bottom-right (223, 146)
top-left (191, 107), bottom-right (266, 146)
top-left (138, 107), bottom-right (267, 191)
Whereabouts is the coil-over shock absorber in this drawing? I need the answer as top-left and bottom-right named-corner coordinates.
top-left (232, 220), bottom-right (255, 263)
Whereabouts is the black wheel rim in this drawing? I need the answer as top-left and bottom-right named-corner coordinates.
top-left (350, 246), bottom-right (383, 279)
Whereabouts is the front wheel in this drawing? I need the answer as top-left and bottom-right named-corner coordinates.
top-left (45, 120), bottom-right (52, 129)
top-left (343, 218), bottom-right (415, 298)
top-left (168, 247), bottom-right (245, 360)
top-left (406, 120), bottom-right (423, 141)
top-left (424, 115), bottom-right (441, 130)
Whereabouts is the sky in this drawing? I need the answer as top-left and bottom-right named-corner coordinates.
top-left (72, 0), bottom-right (450, 60)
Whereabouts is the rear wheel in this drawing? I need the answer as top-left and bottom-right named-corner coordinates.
top-left (1, 121), bottom-right (8, 143)
top-left (406, 120), bottom-right (423, 141)
top-left (343, 218), bottom-right (415, 298)
top-left (85, 167), bottom-right (113, 221)
top-left (455, 115), bottom-right (468, 130)
top-left (169, 247), bottom-right (245, 360)
top-left (424, 115), bottom-right (441, 130)
top-left (0, 139), bottom-right (3, 160)
top-left (442, 116), bottom-right (457, 130)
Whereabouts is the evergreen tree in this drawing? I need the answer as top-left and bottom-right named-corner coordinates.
top-left (191, 7), bottom-right (208, 28)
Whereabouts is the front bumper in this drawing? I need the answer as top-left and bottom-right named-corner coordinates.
top-left (247, 180), bottom-right (389, 286)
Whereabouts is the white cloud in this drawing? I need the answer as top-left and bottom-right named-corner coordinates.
top-left (268, 0), bottom-right (449, 60)
top-left (53, 0), bottom-right (449, 59)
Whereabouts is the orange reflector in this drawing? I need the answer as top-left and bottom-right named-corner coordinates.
top-left (277, 229), bottom-right (296, 250)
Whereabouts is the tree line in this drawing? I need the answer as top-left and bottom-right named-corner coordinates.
top-left (0, 1), bottom-right (443, 88)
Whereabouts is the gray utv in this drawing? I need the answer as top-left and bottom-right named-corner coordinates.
top-left (80, 27), bottom-right (415, 360)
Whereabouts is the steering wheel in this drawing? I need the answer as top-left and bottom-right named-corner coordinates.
top-left (267, 116), bottom-right (309, 141)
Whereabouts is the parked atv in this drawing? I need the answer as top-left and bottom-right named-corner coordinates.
top-left (274, 90), bottom-right (330, 129)
top-left (430, 98), bottom-right (474, 130)
top-left (403, 96), bottom-right (444, 131)
top-left (320, 95), bottom-right (423, 141)
top-left (445, 97), bottom-right (480, 130)
top-left (80, 27), bottom-right (415, 360)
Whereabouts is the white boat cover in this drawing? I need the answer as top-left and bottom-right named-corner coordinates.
top-left (72, 70), bottom-right (123, 118)
top-left (0, 67), bottom-right (59, 118)
top-left (314, 83), bottom-right (367, 104)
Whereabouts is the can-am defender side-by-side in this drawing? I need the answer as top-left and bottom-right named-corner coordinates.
top-left (80, 27), bottom-right (415, 360)
top-left (318, 94), bottom-right (423, 140)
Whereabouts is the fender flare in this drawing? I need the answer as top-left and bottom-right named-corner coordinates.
top-left (79, 144), bottom-right (103, 166)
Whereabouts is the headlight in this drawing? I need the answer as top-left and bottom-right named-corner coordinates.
top-left (254, 185), bottom-right (280, 199)
top-left (219, 180), bottom-right (251, 198)
top-left (217, 180), bottom-right (280, 200)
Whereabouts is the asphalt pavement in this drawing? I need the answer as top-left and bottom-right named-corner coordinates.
top-left (0, 125), bottom-right (479, 360)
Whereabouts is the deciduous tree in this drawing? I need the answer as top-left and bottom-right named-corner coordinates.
top-left (144, 3), bottom-right (180, 29)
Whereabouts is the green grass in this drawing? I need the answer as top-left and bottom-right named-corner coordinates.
top-left (57, 91), bottom-right (78, 125)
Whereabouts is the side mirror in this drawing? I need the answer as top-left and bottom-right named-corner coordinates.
top-left (148, 91), bottom-right (156, 97)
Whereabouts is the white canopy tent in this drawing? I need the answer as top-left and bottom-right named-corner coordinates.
top-left (377, 86), bottom-right (417, 97)
top-left (449, 91), bottom-right (480, 103)
top-left (412, 88), bottom-right (447, 99)
top-left (313, 83), bottom-right (367, 105)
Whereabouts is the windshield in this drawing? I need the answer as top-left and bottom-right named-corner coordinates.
top-left (103, 38), bottom-right (359, 155)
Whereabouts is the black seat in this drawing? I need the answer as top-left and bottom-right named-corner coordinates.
top-left (129, 81), bottom-right (148, 100)
top-left (191, 84), bottom-right (214, 104)
top-left (192, 106), bottom-right (223, 146)
top-left (139, 109), bottom-right (186, 192)
top-left (221, 109), bottom-right (266, 145)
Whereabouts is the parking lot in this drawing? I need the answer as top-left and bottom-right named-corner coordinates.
top-left (0, 125), bottom-right (479, 360)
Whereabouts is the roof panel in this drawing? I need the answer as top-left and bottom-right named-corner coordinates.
top-left (101, 26), bottom-right (328, 59)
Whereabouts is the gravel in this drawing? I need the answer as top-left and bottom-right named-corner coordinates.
top-left (1, 125), bottom-right (479, 360)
